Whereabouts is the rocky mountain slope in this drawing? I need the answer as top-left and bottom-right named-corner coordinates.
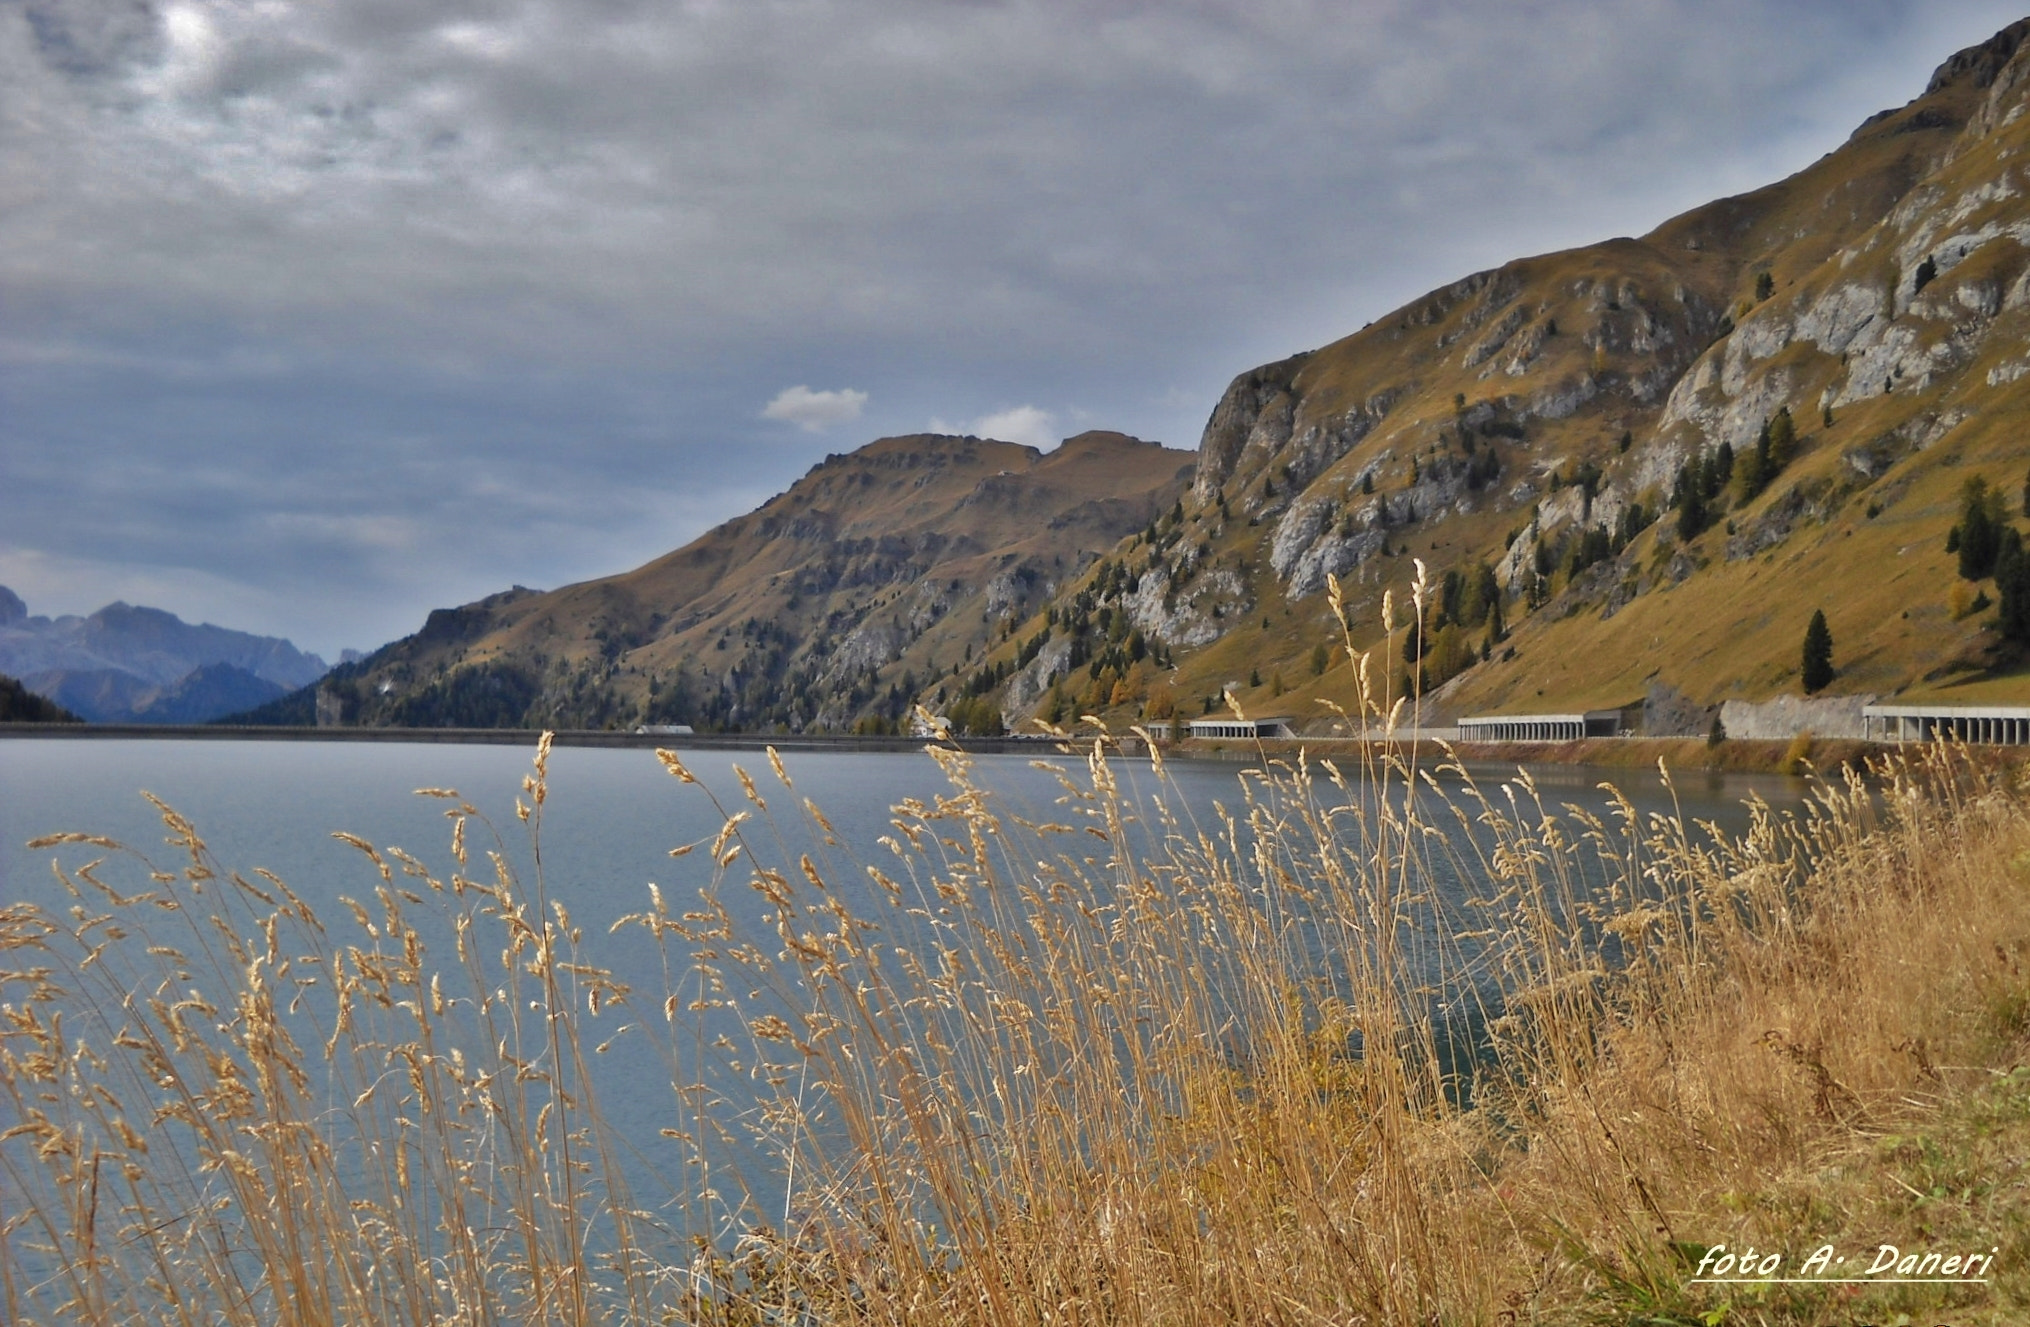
top-left (288, 432), bottom-right (1191, 730)
top-left (285, 20), bottom-right (2030, 737)
top-left (0, 587), bottom-right (327, 723)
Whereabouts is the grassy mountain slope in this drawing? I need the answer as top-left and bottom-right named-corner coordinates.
top-left (967, 19), bottom-right (2030, 734)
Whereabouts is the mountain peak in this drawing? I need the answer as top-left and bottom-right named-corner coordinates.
top-left (1055, 430), bottom-right (1164, 455)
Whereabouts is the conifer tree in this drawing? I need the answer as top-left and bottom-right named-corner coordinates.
top-left (1766, 407), bottom-right (1797, 469)
top-left (1470, 561), bottom-right (1501, 630)
top-left (1736, 427), bottom-right (1770, 502)
top-left (1801, 609), bottom-right (1834, 694)
top-left (1439, 568), bottom-right (1464, 625)
top-left (1955, 476), bottom-right (2006, 580)
top-left (1999, 529), bottom-right (2030, 643)
top-left (1711, 440), bottom-right (1735, 491)
top-left (1676, 480), bottom-right (1708, 541)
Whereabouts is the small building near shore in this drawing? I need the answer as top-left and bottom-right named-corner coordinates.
top-left (1458, 710), bottom-right (1623, 742)
top-left (1189, 715), bottom-right (1295, 740)
top-left (634, 723), bottom-right (695, 735)
top-left (1862, 704), bottom-right (2030, 745)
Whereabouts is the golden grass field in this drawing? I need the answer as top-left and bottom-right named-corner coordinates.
top-left (8, 584), bottom-right (2030, 1325)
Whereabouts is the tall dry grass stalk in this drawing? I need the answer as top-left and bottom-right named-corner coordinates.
top-left (7, 567), bottom-right (2030, 1325)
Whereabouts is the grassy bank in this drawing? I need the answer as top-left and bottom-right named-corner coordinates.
top-left (1426, 734), bottom-right (1919, 777)
top-left (1182, 733), bottom-right (1913, 776)
top-left (1412, 733), bottom-right (1880, 776)
top-left (7, 602), bottom-right (2030, 1323)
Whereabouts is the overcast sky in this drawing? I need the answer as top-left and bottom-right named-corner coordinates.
top-left (4, 0), bottom-right (2025, 659)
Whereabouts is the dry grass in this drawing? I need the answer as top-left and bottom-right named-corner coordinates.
top-left (8, 571), bottom-right (2030, 1325)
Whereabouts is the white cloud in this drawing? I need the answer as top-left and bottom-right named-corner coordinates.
top-left (931, 405), bottom-right (1060, 450)
top-left (762, 384), bottom-right (869, 431)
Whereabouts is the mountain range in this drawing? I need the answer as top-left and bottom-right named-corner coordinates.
top-left (259, 19), bottom-right (2030, 736)
top-left (0, 587), bottom-right (328, 724)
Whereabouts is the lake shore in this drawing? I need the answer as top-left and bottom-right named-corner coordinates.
top-left (0, 721), bottom-right (1062, 756)
top-left (0, 720), bottom-right (1988, 776)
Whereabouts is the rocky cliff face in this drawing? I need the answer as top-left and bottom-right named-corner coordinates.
top-left (1192, 353), bottom-right (1310, 501)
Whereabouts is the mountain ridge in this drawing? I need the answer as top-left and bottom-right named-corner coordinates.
top-left (0, 588), bottom-right (328, 723)
top-left (272, 430), bottom-right (1193, 731)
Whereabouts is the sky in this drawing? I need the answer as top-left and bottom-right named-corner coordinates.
top-left (5, 0), bottom-right (2027, 661)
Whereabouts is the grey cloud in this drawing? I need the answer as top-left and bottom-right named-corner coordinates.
top-left (22, 0), bottom-right (161, 79)
top-left (4, 0), bottom-right (2027, 655)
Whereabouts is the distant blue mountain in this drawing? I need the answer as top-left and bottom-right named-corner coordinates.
top-left (0, 587), bottom-right (325, 723)
top-left (19, 663), bottom-right (288, 725)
